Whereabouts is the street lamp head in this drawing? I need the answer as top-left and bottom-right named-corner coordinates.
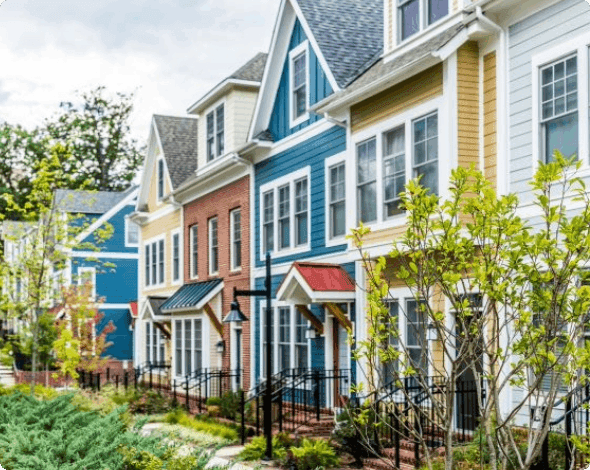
top-left (216, 340), bottom-right (225, 354)
top-left (223, 300), bottom-right (248, 324)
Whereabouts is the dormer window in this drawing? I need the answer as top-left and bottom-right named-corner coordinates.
top-left (207, 104), bottom-right (225, 161)
top-left (398, 0), bottom-right (448, 42)
top-left (157, 159), bottom-right (164, 200)
top-left (289, 42), bottom-right (309, 127)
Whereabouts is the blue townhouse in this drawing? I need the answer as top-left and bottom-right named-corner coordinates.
top-left (55, 186), bottom-right (139, 366)
top-left (242, 0), bottom-right (382, 405)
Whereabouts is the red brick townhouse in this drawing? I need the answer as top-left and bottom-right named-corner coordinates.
top-left (163, 53), bottom-right (266, 389)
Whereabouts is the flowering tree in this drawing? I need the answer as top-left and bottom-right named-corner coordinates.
top-left (351, 153), bottom-right (590, 470)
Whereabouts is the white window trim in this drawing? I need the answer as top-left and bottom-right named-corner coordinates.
top-left (531, 31), bottom-right (590, 175)
top-left (208, 217), bottom-right (219, 277)
top-left (143, 233), bottom-right (166, 290)
top-left (259, 166), bottom-right (311, 261)
top-left (157, 158), bottom-right (165, 202)
top-left (386, 287), bottom-right (432, 378)
top-left (230, 208), bottom-right (242, 273)
top-left (205, 98), bottom-right (227, 162)
top-left (396, 0), bottom-right (450, 45)
top-left (171, 229), bottom-right (182, 285)
top-left (173, 315), bottom-right (208, 380)
top-left (350, 96), bottom-right (446, 233)
top-left (125, 216), bottom-right (139, 248)
top-left (258, 302), bottom-right (311, 377)
top-left (324, 152), bottom-right (347, 247)
top-left (145, 321), bottom-right (165, 364)
top-left (77, 267), bottom-right (96, 301)
top-left (190, 224), bottom-right (199, 281)
top-left (289, 41), bottom-right (311, 129)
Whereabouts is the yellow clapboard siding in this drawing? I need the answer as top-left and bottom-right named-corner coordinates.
top-left (483, 52), bottom-right (497, 186)
top-left (351, 64), bottom-right (443, 134)
top-left (457, 42), bottom-right (480, 171)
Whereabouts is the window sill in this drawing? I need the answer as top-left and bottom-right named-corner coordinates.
top-left (325, 235), bottom-right (347, 248)
top-left (229, 268), bottom-right (242, 276)
top-left (290, 113), bottom-right (310, 129)
top-left (263, 244), bottom-right (311, 262)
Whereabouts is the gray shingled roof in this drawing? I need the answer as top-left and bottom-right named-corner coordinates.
top-left (319, 24), bottom-right (465, 106)
top-left (297, 0), bottom-right (383, 88)
top-left (54, 187), bottom-right (135, 214)
top-left (229, 52), bottom-right (268, 82)
top-left (148, 296), bottom-right (169, 317)
top-left (153, 115), bottom-right (199, 189)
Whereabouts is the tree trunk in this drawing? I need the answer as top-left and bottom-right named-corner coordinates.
top-left (30, 316), bottom-right (37, 395)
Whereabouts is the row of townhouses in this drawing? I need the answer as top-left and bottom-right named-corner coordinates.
top-left (2, 0), bottom-right (586, 431)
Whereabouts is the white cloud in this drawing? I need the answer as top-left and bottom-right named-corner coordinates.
top-left (0, 0), bottom-right (277, 141)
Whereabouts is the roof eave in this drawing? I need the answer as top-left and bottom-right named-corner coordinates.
top-left (187, 79), bottom-right (261, 115)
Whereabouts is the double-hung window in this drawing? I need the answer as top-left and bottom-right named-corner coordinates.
top-left (406, 299), bottom-right (427, 374)
top-left (398, 0), bottom-right (448, 42)
top-left (357, 138), bottom-right (377, 223)
top-left (207, 104), bottom-right (225, 161)
top-left (383, 126), bottom-right (406, 218)
top-left (174, 319), bottom-right (202, 377)
top-left (278, 185), bottom-right (290, 250)
top-left (540, 56), bottom-right (578, 162)
top-left (292, 52), bottom-right (307, 121)
top-left (190, 225), bottom-right (198, 279)
top-left (209, 217), bottom-right (218, 275)
top-left (278, 307), bottom-right (291, 372)
top-left (262, 191), bottom-right (274, 255)
top-left (146, 322), bottom-right (165, 365)
top-left (295, 310), bottom-right (308, 371)
top-left (413, 112), bottom-right (439, 196)
top-left (382, 300), bottom-right (399, 381)
top-left (230, 209), bottom-right (241, 271)
top-left (260, 169), bottom-right (310, 256)
top-left (329, 163), bottom-right (346, 239)
top-left (126, 218), bottom-right (139, 246)
top-left (145, 238), bottom-right (165, 287)
top-left (157, 159), bottom-right (165, 200)
top-left (294, 178), bottom-right (308, 245)
top-left (172, 232), bottom-right (180, 282)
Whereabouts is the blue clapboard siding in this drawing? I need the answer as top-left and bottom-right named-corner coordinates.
top-left (71, 258), bottom-right (138, 304)
top-left (254, 125), bottom-right (347, 268)
top-left (508, 0), bottom-right (590, 204)
top-left (77, 204), bottom-right (138, 254)
top-left (269, 19), bottom-right (334, 142)
top-left (97, 308), bottom-right (133, 360)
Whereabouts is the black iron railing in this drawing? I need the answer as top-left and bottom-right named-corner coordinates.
top-left (350, 376), bottom-right (485, 469)
top-left (240, 368), bottom-right (351, 443)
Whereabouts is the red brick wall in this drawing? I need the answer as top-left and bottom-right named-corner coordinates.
top-left (183, 175), bottom-right (251, 388)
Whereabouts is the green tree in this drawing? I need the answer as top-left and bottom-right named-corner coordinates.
top-left (45, 86), bottom-right (144, 191)
top-left (351, 153), bottom-right (590, 470)
top-left (0, 145), bottom-right (114, 393)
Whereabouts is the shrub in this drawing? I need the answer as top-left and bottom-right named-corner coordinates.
top-left (118, 445), bottom-right (209, 470)
top-left (0, 393), bottom-right (195, 470)
top-left (289, 438), bottom-right (340, 470)
top-left (162, 410), bottom-right (238, 442)
top-left (205, 396), bottom-right (222, 406)
top-left (219, 391), bottom-right (241, 420)
top-left (238, 435), bottom-right (287, 461)
top-left (128, 388), bottom-right (176, 414)
top-left (0, 384), bottom-right (59, 400)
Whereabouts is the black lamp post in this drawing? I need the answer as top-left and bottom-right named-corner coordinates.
top-left (223, 252), bottom-right (273, 460)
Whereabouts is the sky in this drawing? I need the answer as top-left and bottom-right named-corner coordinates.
top-left (0, 0), bottom-right (278, 142)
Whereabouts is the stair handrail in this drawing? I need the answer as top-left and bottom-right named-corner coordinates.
top-left (549, 384), bottom-right (590, 427)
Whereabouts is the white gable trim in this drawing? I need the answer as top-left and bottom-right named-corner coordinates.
top-left (248, 0), bottom-right (340, 141)
top-left (289, 0), bottom-right (339, 92)
top-left (75, 187), bottom-right (139, 244)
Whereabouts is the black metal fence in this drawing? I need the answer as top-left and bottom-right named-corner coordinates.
top-left (240, 368), bottom-right (351, 443)
top-left (349, 376), bottom-right (484, 469)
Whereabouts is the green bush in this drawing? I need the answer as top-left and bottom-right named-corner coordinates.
top-left (162, 409), bottom-right (238, 442)
top-left (0, 384), bottom-right (60, 400)
top-left (205, 396), bottom-right (222, 406)
top-left (238, 435), bottom-right (287, 461)
top-left (219, 391), bottom-right (241, 419)
top-left (0, 392), bottom-right (199, 470)
top-left (289, 438), bottom-right (340, 470)
top-left (128, 388), bottom-right (177, 414)
top-left (118, 445), bottom-right (209, 470)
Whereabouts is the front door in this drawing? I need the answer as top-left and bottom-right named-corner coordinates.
top-left (455, 295), bottom-right (484, 432)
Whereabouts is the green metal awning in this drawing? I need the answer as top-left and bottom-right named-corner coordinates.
top-left (160, 279), bottom-right (223, 313)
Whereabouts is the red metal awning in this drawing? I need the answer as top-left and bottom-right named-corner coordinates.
top-left (129, 301), bottom-right (138, 318)
top-left (276, 262), bottom-right (356, 304)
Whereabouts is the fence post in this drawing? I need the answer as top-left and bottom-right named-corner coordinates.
top-left (278, 385), bottom-right (283, 433)
top-left (241, 390), bottom-right (246, 445)
top-left (124, 371), bottom-right (129, 391)
top-left (106, 367), bottom-right (110, 383)
top-left (314, 370), bottom-right (321, 422)
top-left (116, 375), bottom-right (119, 391)
top-left (414, 412), bottom-right (420, 468)
top-left (134, 368), bottom-right (138, 389)
top-left (98, 373), bottom-right (101, 392)
top-left (173, 379), bottom-right (177, 406)
top-left (565, 395), bottom-right (572, 470)
top-left (394, 409), bottom-right (400, 470)
top-left (185, 376), bottom-right (190, 411)
top-left (149, 367), bottom-right (153, 390)
top-left (256, 395), bottom-right (260, 436)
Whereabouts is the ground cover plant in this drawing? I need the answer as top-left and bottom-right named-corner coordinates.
top-left (0, 392), bottom-right (210, 470)
top-left (163, 408), bottom-right (238, 442)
